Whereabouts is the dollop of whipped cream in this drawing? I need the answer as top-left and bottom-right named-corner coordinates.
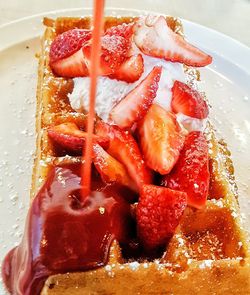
top-left (176, 113), bottom-right (207, 132)
top-left (68, 54), bottom-right (206, 132)
top-left (68, 55), bottom-right (184, 120)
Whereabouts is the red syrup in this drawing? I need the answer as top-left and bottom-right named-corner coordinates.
top-left (2, 165), bottom-right (133, 295)
top-left (82, 0), bottom-right (105, 199)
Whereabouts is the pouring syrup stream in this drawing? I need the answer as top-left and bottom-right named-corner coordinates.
top-left (81, 0), bottom-right (105, 200)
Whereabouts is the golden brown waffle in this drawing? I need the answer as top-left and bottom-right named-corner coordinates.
top-left (32, 16), bottom-right (250, 294)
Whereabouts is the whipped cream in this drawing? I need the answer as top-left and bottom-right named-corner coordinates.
top-left (68, 76), bottom-right (131, 121)
top-left (68, 54), bottom-right (205, 132)
top-left (68, 55), bottom-right (185, 122)
top-left (176, 113), bottom-right (207, 132)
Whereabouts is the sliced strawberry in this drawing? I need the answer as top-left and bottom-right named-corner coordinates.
top-left (109, 54), bottom-right (144, 83)
top-left (50, 49), bottom-right (89, 78)
top-left (171, 81), bottom-right (209, 119)
top-left (48, 122), bottom-right (109, 153)
top-left (162, 131), bottom-right (210, 209)
top-left (134, 16), bottom-right (212, 67)
top-left (49, 29), bottom-right (91, 77)
top-left (95, 121), bottom-right (152, 190)
top-left (105, 22), bottom-right (135, 57)
top-left (138, 104), bottom-right (185, 175)
top-left (93, 144), bottom-right (136, 191)
top-left (110, 66), bottom-right (162, 128)
top-left (105, 22), bottom-right (134, 39)
top-left (83, 34), bottom-right (130, 76)
top-left (137, 184), bottom-right (187, 250)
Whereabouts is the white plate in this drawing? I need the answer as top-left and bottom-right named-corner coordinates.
top-left (0, 8), bottom-right (250, 294)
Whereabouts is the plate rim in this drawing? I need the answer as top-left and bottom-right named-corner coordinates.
top-left (0, 7), bottom-right (250, 74)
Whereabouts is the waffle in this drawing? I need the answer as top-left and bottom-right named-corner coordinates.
top-left (31, 16), bottom-right (250, 295)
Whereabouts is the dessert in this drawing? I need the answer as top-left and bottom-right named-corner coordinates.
top-left (2, 11), bottom-right (250, 295)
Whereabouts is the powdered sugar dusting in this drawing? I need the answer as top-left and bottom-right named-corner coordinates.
top-left (129, 261), bottom-right (140, 271)
top-left (199, 260), bottom-right (213, 269)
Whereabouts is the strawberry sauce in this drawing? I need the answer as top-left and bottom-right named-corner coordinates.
top-left (82, 0), bottom-right (105, 199)
top-left (2, 166), bottom-right (133, 295)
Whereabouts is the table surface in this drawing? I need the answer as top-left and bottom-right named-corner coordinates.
top-left (1, 0), bottom-right (250, 47)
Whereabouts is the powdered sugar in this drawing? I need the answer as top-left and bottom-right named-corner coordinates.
top-left (199, 260), bottom-right (213, 269)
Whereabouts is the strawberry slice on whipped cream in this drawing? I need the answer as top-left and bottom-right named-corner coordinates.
top-left (49, 15), bottom-right (211, 132)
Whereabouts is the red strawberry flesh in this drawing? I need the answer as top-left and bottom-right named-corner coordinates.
top-left (110, 66), bottom-right (162, 128)
top-left (49, 29), bottom-right (91, 77)
top-left (109, 54), bottom-right (144, 83)
top-left (137, 184), bottom-right (187, 250)
top-left (50, 48), bottom-right (89, 78)
top-left (162, 131), bottom-right (210, 209)
top-left (171, 81), bottom-right (209, 119)
top-left (96, 121), bottom-right (152, 190)
top-left (49, 26), bottom-right (133, 78)
top-left (134, 16), bottom-right (212, 67)
top-left (92, 144), bottom-right (137, 191)
top-left (48, 122), bottom-right (109, 153)
top-left (138, 104), bottom-right (185, 175)
top-left (83, 34), bottom-right (130, 76)
top-left (49, 29), bottom-right (91, 64)
top-left (105, 22), bottom-right (134, 39)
